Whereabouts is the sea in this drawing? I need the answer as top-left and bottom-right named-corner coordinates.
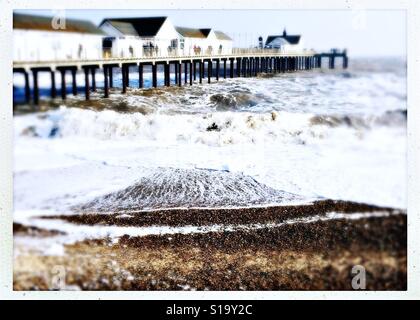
top-left (13, 57), bottom-right (407, 229)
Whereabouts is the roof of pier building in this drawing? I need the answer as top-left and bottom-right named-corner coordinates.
top-left (175, 27), bottom-right (232, 41)
top-left (103, 21), bottom-right (138, 36)
top-left (175, 26), bottom-right (208, 38)
top-left (13, 13), bottom-right (105, 35)
top-left (265, 29), bottom-right (301, 46)
top-left (100, 17), bottom-right (169, 37)
top-left (214, 31), bottom-right (232, 41)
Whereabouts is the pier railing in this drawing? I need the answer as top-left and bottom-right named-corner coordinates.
top-left (13, 48), bottom-right (317, 66)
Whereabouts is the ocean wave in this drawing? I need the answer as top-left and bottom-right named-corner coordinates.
top-left (15, 106), bottom-right (406, 147)
top-left (77, 167), bottom-right (306, 212)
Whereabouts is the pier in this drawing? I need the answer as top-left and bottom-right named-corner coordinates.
top-left (13, 49), bottom-right (348, 106)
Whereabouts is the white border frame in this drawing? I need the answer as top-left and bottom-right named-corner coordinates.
top-left (1, 0), bottom-right (419, 300)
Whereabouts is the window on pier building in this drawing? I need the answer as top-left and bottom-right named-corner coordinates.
top-left (170, 39), bottom-right (178, 48)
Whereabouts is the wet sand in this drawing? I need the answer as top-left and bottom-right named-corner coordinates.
top-left (13, 202), bottom-right (406, 291)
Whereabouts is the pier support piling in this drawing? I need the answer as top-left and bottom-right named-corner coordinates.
top-left (121, 66), bottom-right (127, 93)
top-left (184, 62), bottom-right (188, 84)
top-left (207, 60), bottom-right (212, 84)
top-left (83, 67), bottom-right (90, 100)
top-left (32, 70), bottom-right (39, 105)
top-left (24, 71), bottom-right (31, 103)
top-left (152, 64), bottom-right (157, 88)
top-left (50, 71), bottom-right (56, 99)
top-left (237, 58), bottom-right (241, 77)
top-left (199, 61), bottom-right (203, 84)
top-left (189, 62), bottom-right (193, 85)
top-left (103, 66), bottom-right (109, 98)
top-left (223, 59), bottom-right (227, 79)
top-left (91, 68), bottom-right (96, 91)
top-left (178, 62), bottom-right (182, 87)
top-left (343, 56), bottom-right (348, 69)
top-left (60, 69), bottom-right (66, 100)
top-left (216, 59), bottom-right (220, 81)
top-left (139, 63), bottom-right (144, 88)
top-left (164, 63), bottom-right (170, 87)
top-left (109, 67), bottom-right (113, 88)
top-left (71, 69), bottom-right (77, 95)
top-left (230, 59), bottom-right (234, 78)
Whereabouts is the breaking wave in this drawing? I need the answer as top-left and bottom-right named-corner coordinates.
top-left (77, 167), bottom-right (306, 212)
top-left (15, 106), bottom-right (406, 147)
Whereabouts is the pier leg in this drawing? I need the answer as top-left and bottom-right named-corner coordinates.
top-left (237, 58), bottom-right (241, 77)
top-left (216, 59), bottom-right (220, 81)
top-left (251, 58), bottom-right (254, 76)
top-left (83, 68), bottom-right (90, 100)
top-left (152, 64), bottom-right (157, 88)
top-left (164, 63), bottom-right (170, 87)
top-left (71, 69), bottom-right (77, 95)
top-left (139, 63), bottom-right (144, 88)
top-left (103, 66), bottom-right (109, 98)
top-left (32, 70), bottom-right (39, 105)
top-left (50, 71), bottom-right (56, 99)
top-left (175, 63), bottom-right (179, 85)
top-left (122, 66), bottom-right (127, 93)
top-left (60, 69), bottom-right (66, 100)
top-left (125, 66), bottom-right (129, 88)
top-left (256, 58), bottom-right (260, 74)
top-left (189, 62), bottom-right (193, 85)
top-left (178, 63), bottom-right (182, 87)
top-left (230, 59), bottom-right (234, 78)
top-left (199, 61), bottom-right (203, 84)
top-left (109, 67), bottom-right (113, 88)
top-left (184, 62), bottom-right (187, 84)
top-left (24, 71), bottom-right (31, 103)
top-left (223, 59), bottom-right (227, 79)
top-left (207, 60), bottom-right (212, 84)
top-left (193, 62), bottom-right (196, 81)
top-left (91, 68), bottom-right (96, 91)
top-left (244, 58), bottom-right (248, 76)
top-left (343, 56), bottom-right (348, 69)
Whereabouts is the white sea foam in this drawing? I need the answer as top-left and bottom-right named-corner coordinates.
top-left (13, 58), bottom-right (407, 218)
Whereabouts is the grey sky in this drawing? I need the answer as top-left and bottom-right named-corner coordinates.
top-left (16, 9), bottom-right (406, 57)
